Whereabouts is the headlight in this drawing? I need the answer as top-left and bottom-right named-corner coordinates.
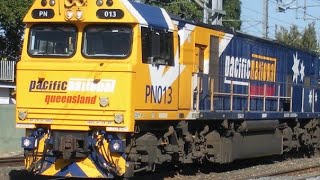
top-left (65, 10), bottom-right (73, 20)
top-left (21, 137), bottom-right (36, 149)
top-left (23, 139), bottom-right (31, 147)
top-left (75, 10), bottom-right (83, 19)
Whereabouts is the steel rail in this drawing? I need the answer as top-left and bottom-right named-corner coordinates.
top-left (0, 156), bottom-right (24, 167)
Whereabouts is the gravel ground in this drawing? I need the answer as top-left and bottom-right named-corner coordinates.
top-left (159, 156), bottom-right (320, 180)
top-left (2, 156), bottom-right (320, 180)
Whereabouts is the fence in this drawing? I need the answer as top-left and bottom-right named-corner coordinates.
top-left (0, 60), bottom-right (15, 82)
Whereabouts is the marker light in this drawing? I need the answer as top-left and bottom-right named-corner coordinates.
top-left (65, 10), bottom-right (74, 20)
top-left (96, 0), bottom-right (103, 6)
top-left (114, 114), bottom-right (124, 124)
top-left (49, 0), bottom-right (55, 6)
top-left (41, 0), bottom-right (47, 6)
top-left (106, 0), bottom-right (113, 6)
top-left (18, 110), bottom-right (27, 121)
top-left (75, 10), bottom-right (83, 19)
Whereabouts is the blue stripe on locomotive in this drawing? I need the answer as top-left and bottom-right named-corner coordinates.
top-left (129, 1), bottom-right (170, 30)
top-left (202, 33), bottom-right (319, 114)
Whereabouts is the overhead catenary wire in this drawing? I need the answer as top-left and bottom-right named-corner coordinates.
top-left (269, 0), bottom-right (320, 20)
top-left (240, 1), bottom-right (315, 39)
top-left (242, 6), bottom-right (306, 30)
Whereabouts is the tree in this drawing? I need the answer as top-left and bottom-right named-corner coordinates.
top-left (223, 0), bottom-right (241, 30)
top-left (301, 22), bottom-right (318, 51)
top-left (275, 22), bottom-right (319, 52)
top-left (147, 0), bottom-right (241, 29)
top-left (148, 0), bottom-right (203, 21)
top-left (0, 0), bottom-right (33, 60)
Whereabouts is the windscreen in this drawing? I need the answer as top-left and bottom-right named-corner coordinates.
top-left (28, 25), bottom-right (76, 57)
top-left (82, 25), bottom-right (132, 58)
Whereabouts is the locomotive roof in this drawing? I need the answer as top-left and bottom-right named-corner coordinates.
top-left (125, 1), bottom-right (174, 31)
top-left (170, 14), bottom-right (319, 57)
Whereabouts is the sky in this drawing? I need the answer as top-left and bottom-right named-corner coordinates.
top-left (240, 0), bottom-right (320, 40)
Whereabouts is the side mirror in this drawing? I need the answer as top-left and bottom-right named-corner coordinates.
top-left (148, 31), bottom-right (167, 65)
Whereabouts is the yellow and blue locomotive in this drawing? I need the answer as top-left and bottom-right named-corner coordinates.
top-left (16, 0), bottom-right (320, 178)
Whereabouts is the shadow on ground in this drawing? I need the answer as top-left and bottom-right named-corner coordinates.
top-left (8, 170), bottom-right (73, 180)
top-left (7, 151), bottom-right (311, 180)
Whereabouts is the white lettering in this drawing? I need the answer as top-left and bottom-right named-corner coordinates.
top-left (225, 56), bottom-right (230, 77)
top-left (39, 11), bottom-right (48, 17)
top-left (224, 56), bottom-right (251, 80)
top-left (230, 56), bottom-right (234, 77)
top-left (104, 11), bottom-right (116, 18)
top-left (67, 79), bottom-right (116, 92)
top-left (234, 57), bottom-right (239, 78)
top-left (238, 58), bottom-right (243, 78)
top-left (246, 59), bottom-right (251, 79)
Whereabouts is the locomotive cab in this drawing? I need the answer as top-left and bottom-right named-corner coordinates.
top-left (16, 0), bottom-right (178, 177)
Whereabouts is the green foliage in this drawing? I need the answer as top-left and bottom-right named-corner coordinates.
top-left (301, 22), bottom-right (318, 51)
top-left (276, 22), bottom-right (319, 53)
top-left (0, 0), bottom-right (33, 60)
top-left (223, 0), bottom-right (241, 30)
top-left (147, 0), bottom-right (241, 29)
top-left (148, 0), bottom-right (203, 22)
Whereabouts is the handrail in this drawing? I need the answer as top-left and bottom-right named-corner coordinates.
top-left (193, 72), bottom-right (294, 112)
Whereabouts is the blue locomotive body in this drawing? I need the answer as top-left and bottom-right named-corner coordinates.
top-left (198, 31), bottom-right (320, 120)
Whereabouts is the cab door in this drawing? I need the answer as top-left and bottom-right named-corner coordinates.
top-left (135, 27), bottom-right (180, 111)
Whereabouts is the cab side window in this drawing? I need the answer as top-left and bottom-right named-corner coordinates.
top-left (141, 27), bottom-right (174, 66)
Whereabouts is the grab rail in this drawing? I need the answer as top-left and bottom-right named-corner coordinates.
top-left (193, 73), bottom-right (293, 112)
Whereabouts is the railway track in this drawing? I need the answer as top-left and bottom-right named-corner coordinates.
top-left (156, 156), bottom-right (320, 180)
top-left (267, 165), bottom-right (320, 179)
top-left (0, 156), bottom-right (24, 167)
top-left (0, 155), bottom-right (320, 179)
top-left (220, 157), bottom-right (320, 180)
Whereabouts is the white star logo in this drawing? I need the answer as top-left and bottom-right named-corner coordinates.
top-left (309, 90), bottom-right (313, 106)
top-left (300, 62), bottom-right (305, 82)
top-left (292, 52), bottom-right (300, 84)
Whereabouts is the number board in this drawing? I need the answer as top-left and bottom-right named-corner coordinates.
top-left (32, 9), bottom-right (54, 19)
top-left (96, 9), bottom-right (124, 19)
